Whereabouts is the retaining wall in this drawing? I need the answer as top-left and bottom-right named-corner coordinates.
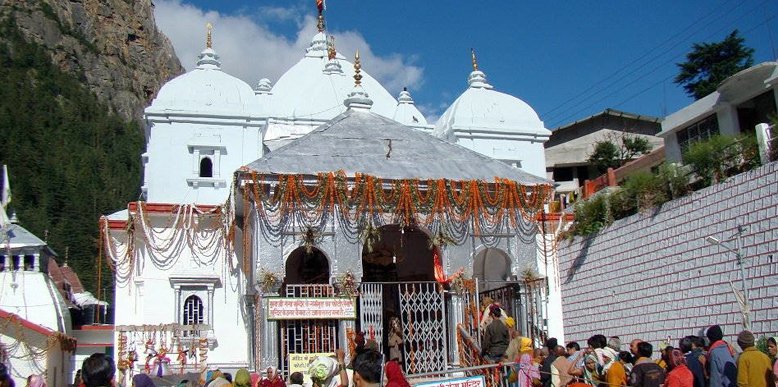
top-left (557, 161), bottom-right (778, 348)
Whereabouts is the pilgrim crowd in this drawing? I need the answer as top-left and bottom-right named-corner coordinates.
top-left (480, 303), bottom-right (778, 387)
top-left (67, 333), bottom-right (408, 387)
top-left (17, 305), bottom-right (776, 387)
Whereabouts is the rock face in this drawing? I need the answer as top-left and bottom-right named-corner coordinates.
top-left (1, 0), bottom-right (183, 121)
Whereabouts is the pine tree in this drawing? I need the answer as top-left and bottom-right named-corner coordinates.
top-left (675, 30), bottom-right (755, 100)
top-left (0, 18), bottom-right (143, 300)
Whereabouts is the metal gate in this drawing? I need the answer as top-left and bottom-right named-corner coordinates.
top-left (358, 282), bottom-right (448, 375)
top-left (359, 283), bottom-right (383, 351)
top-left (280, 284), bottom-right (339, 374)
top-left (398, 282), bottom-right (447, 374)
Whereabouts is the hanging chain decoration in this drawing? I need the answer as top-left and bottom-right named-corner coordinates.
top-left (238, 170), bottom-right (552, 248)
top-left (100, 200), bottom-right (237, 284)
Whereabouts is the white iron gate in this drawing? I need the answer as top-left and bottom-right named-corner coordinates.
top-left (398, 282), bottom-right (448, 374)
top-left (359, 283), bottom-right (384, 352)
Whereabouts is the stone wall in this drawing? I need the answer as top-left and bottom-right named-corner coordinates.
top-left (557, 161), bottom-right (778, 347)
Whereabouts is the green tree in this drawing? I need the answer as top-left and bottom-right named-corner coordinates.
top-left (0, 18), bottom-right (143, 301)
top-left (588, 133), bottom-right (652, 174)
top-left (675, 30), bottom-right (754, 99)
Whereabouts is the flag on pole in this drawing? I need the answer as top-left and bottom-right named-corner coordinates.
top-left (316, 0), bottom-right (325, 12)
top-left (1, 165), bottom-right (10, 208)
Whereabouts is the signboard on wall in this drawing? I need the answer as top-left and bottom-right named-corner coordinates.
top-left (288, 352), bottom-right (333, 383)
top-left (415, 375), bottom-right (486, 387)
top-left (267, 297), bottom-right (357, 320)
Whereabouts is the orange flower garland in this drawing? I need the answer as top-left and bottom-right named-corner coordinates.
top-left (240, 170), bottom-right (552, 234)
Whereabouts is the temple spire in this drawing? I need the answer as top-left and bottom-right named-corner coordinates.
top-left (327, 35), bottom-right (336, 60)
top-left (343, 50), bottom-right (373, 110)
top-left (316, 0), bottom-right (326, 32)
top-left (354, 50), bottom-right (362, 86)
top-left (206, 23), bottom-right (213, 49)
top-left (471, 48), bottom-right (478, 71)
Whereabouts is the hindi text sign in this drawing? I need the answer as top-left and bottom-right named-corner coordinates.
top-left (415, 375), bottom-right (486, 387)
top-left (268, 297), bottom-right (356, 320)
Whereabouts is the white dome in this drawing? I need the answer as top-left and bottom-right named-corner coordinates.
top-left (393, 88), bottom-right (429, 129)
top-left (434, 69), bottom-right (550, 138)
top-left (266, 31), bottom-right (398, 124)
top-left (147, 48), bottom-right (258, 116)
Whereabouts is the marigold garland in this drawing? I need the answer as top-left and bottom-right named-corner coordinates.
top-left (239, 171), bottom-right (552, 235)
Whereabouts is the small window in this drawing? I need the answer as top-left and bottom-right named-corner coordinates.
top-left (23, 255), bottom-right (34, 271)
top-left (678, 115), bottom-right (719, 151)
top-left (182, 295), bottom-right (204, 325)
top-left (199, 157), bottom-right (213, 178)
top-left (11, 256), bottom-right (20, 271)
top-left (0, 255), bottom-right (5, 271)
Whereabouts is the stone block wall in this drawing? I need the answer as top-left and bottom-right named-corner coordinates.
top-left (557, 162), bottom-right (778, 348)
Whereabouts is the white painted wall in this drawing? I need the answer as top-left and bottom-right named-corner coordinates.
top-left (143, 116), bottom-right (264, 205)
top-left (109, 215), bottom-right (250, 373)
top-left (446, 133), bottom-right (548, 180)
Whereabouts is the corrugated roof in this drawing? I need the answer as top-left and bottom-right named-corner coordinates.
top-left (244, 109), bottom-right (550, 185)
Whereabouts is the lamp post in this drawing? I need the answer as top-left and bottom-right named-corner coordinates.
top-left (704, 225), bottom-right (750, 330)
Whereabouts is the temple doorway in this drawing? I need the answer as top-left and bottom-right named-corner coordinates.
top-left (473, 247), bottom-right (511, 292)
top-left (359, 225), bottom-right (446, 374)
top-left (280, 246), bottom-right (337, 374)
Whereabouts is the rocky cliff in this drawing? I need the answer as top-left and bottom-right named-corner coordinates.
top-left (1, 0), bottom-right (183, 121)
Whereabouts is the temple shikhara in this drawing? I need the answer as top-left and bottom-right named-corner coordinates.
top-left (99, 5), bottom-right (564, 384)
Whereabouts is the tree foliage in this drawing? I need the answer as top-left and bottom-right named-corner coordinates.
top-left (0, 18), bottom-right (143, 299)
top-left (588, 132), bottom-right (652, 174)
top-left (675, 30), bottom-right (755, 100)
top-left (569, 134), bottom-right (762, 238)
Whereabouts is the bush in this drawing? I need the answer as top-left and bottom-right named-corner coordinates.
top-left (569, 193), bottom-right (612, 236)
top-left (620, 171), bottom-right (667, 212)
top-left (655, 162), bottom-right (690, 199)
top-left (682, 134), bottom-right (759, 187)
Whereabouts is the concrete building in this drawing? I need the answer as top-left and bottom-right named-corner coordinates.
top-left (659, 61), bottom-right (778, 162)
top-left (544, 109), bottom-right (662, 205)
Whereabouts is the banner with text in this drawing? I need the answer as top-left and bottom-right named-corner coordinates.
top-left (288, 352), bottom-right (333, 383)
top-left (415, 375), bottom-right (486, 387)
top-left (267, 297), bottom-right (357, 320)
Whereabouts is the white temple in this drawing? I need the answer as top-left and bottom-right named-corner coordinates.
top-left (103, 8), bottom-right (561, 383)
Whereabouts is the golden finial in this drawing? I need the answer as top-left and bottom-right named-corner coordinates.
top-left (327, 35), bottom-right (336, 60)
top-left (206, 23), bottom-right (213, 49)
top-left (317, 14), bottom-right (325, 32)
top-left (471, 48), bottom-right (478, 71)
top-left (354, 50), bottom-right (362, 86)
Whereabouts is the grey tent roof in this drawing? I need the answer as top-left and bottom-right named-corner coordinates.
top-left (244, 109), bottom-right (550, 185)
top-left (2, 223), bottom-right (56, 256)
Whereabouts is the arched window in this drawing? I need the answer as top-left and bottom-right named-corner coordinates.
top-left (199, 157), bottom-right (213, 178)
top-left (182, 295), bottom-right (204, 325)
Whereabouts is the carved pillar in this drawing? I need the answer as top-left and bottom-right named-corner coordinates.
top-left (447, 293), bottom-right (465, 365)
top-left (260, 289), bottom-right (280, 369)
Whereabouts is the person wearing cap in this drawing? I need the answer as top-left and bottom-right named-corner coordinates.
top-left (735, 330), bottom-right (773, 387)
top-left (706, 325), bottom-right (736, 387)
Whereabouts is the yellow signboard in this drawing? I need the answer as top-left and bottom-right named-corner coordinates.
top-left (287, 352), bottom-right (334, 384)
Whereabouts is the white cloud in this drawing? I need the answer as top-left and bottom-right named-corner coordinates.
top-left (153, 0), bottom-right (423, 94)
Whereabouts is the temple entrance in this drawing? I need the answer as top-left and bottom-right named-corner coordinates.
top-left (473, 248), bottom-right (511, 292)
top-left (280, 247), bottom-right (337, 374)
top-left (361, 224), bottom-right (435, 282)
top-left (359, 225), bottom-right (447, 374)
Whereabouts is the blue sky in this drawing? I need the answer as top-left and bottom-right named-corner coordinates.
top-left (154, 0), bottom-right (778, 128)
